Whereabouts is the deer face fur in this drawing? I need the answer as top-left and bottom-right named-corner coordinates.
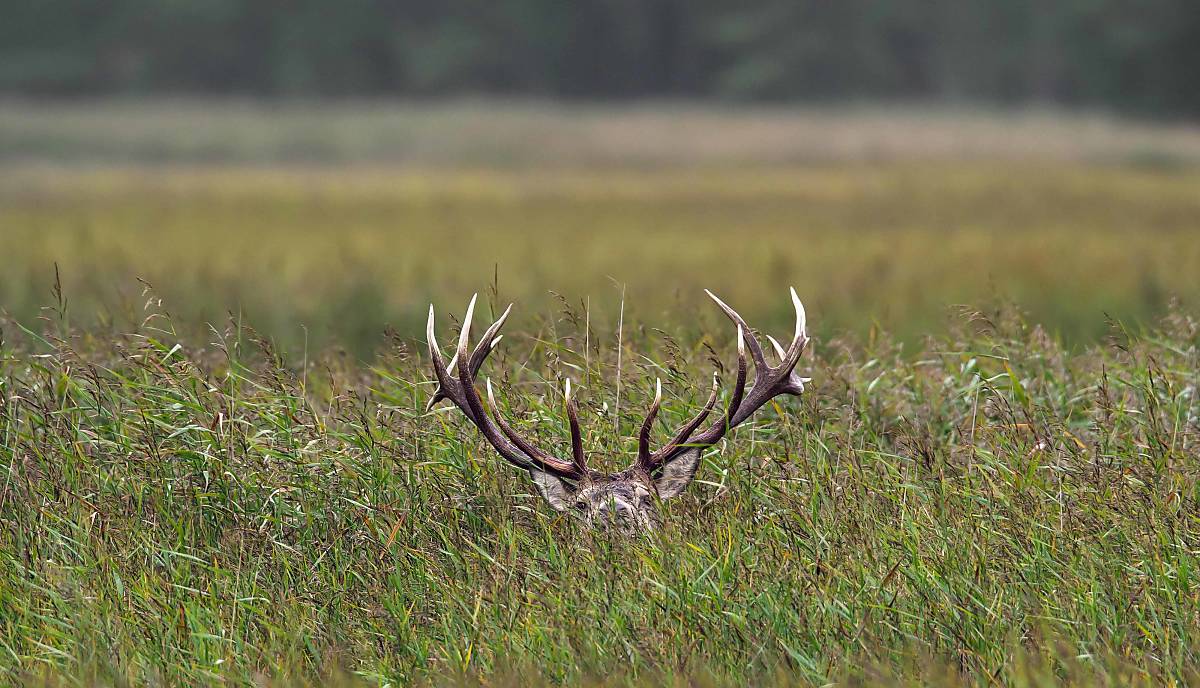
top-left (528, 458), bottom-right (704, 533)
top-left (425, 288), bottom-right (810, 534)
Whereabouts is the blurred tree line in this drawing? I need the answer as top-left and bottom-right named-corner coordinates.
top-left (2, 0), bottom-right (1197, 117)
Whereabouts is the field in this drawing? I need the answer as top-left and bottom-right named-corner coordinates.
top-left (3, 163), bottom-right (1200, 358)
top-left (1, 103), bottom-right (1200, 685)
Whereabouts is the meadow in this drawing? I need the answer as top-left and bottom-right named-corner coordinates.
top-left (3, 162), bottom-right (1200, 358)
top-left (1, 103), bottom-right (1200, 685)
top-left (2, 280), bottom-right (1198, 686)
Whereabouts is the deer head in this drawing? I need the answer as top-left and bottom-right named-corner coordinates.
top-left (425, 288), bottom-right (810, 534)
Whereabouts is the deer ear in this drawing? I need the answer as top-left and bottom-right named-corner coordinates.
top-left (653, 448), bottom-right (702, 499)
top-left (529, 470), bottom-right (572, 511)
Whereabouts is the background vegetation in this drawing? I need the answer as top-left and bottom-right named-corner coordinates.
top-left (1, 282), bottom-right (1198, 686)
top-left (3, 0), bottom-right (1200, 117)
top-left (5, 100), bottom-right (1200, 166)
top-left (4, 157), bottom-right (1200, 358)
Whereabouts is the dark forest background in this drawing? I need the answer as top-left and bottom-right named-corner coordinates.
top-left (2, 0), bottom-right (1198, 117)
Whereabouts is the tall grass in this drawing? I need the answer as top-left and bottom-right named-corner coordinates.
top-left (1, 284), bottom-right (1197, 685)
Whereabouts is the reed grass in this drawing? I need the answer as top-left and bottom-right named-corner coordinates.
top-left (1, 284), bottom-right (1197, 685)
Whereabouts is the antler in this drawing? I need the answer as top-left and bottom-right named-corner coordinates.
top-left (636, 288), bottom-right (809, 473)
top-left (427, 295), bottom-right (589, 481)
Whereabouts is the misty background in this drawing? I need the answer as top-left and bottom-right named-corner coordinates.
top-left (3, 0), bottom-right (1199, 118)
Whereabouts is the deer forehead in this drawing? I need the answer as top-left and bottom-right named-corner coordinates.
top-left (577, 481), bottom-right (650, 504)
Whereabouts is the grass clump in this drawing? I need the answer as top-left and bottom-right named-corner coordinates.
top-left (0, 290), bottom-right (1198, 686)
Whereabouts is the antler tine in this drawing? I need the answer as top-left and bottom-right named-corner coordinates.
top-left (642, 289), bottom-right (810, 471)
top-left (639, 326), bottom-right (746, 474)
top-left (643, 373), bottom-right (720, 470)
top-left (704, 289), bottom-right (768, 374)
top-left (725, 324), bottom-right (749, 425)
top-left (457, 296), bottom-right (588, 479)
top-left (773, 287), bottom-right (810, 396)
top-left (451, 295), bottom-right (518, 451)
top-left (765, 335), bottom-right (786, 363)
top-left (564, 380), bottom-right (587, 472)
top-left (426, 301), bottom-right (519, 457)
top-left (426, 304), bottom-right (462, 413)
top-left (636, 378), bottom-right (663, 469)
top-left (783, 286), bottom-right (808, 366)
top-left (485, 378), bottom-right (581, 476)
top-left (426, 302), bottom-right (511, 412)
top-left (428, 295), bottom-right (584, 480)
top-left (666, 372), bottom-right (721, 448)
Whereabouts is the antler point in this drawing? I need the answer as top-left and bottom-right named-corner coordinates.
top-left (458, 295), bottom-right (477, 352)
top-left (497, 302), bottom-right (514, 321)
top-left (766, 334), bottom-right (787, 361)
top-left (791, 288), bottom-right (807, 340)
